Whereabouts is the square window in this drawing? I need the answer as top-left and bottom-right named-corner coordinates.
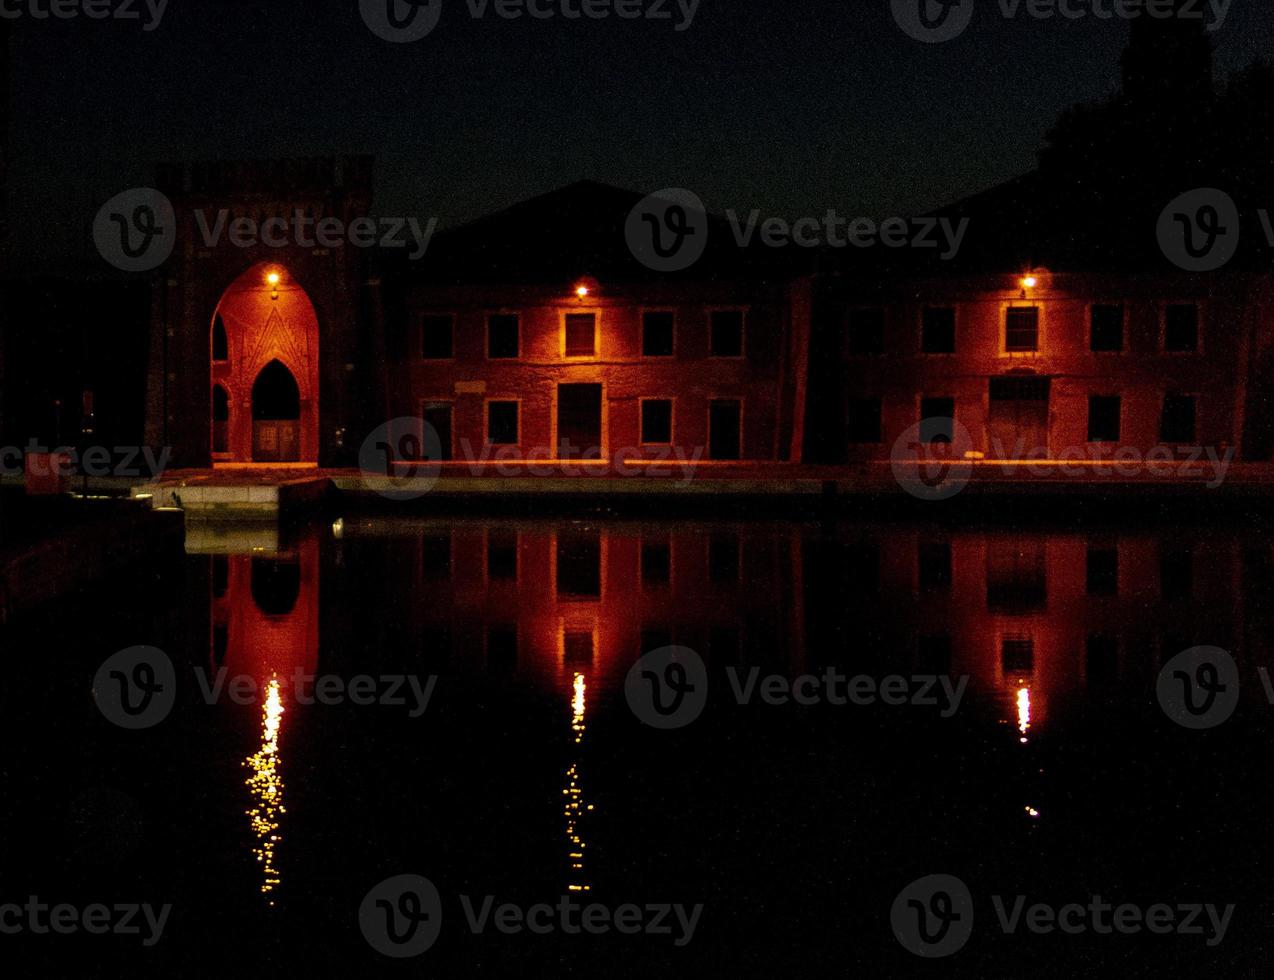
top-left (487, 401), bottom-right (519, 445)
top-left (1002, 636), bottom-right (1035, 673)
top-left (564, 631), bottom-right (594, 666)
top-left (709, 533), bottom-right (740, 584)
top-left (421, 315), bottom-right (453, 359)
top-left (641, 399), bottom-right (673, 444)
top-left (849, 308), bottom-right (885, 355)
top-left (487, 627), bottom-right (517, 670)
top-left (1086, 634), bottom-right (1118, 686)
top-left (1161, 394), bottom-right (1197, 443)
top-left (487, 530), bottom-right (518, 581)
top-left (922, 308), bottom-right (956, 353)
top-left (565, 313), bottom-right (596, 357)
top-left (422, 533), bottom-right (452, 580)
top-left (488, 314), bottom-right (519, 359)
top-left (1165, 304), bottom-right (1199, 352)
top-left (848, 398), bottom-right (883, 444)
top-left (641, 537), bottom-right (671, 586)
top-left (1005, 307), bottom-right (1039, 352)
top-left (917, 634), bottom-right (952, 674)
top-left (919, 397), bottom-right (955, 444)
top-left (710, 310), bottom-right (744, 357)
top-left (1091, 305), bottom-right (1124, 352)
top-left (557, 533), bottom-right (601, 598)
top-left (641, 628), bottom-right (673, 656)
top-left (1087, 547), bottom-right (1119, 595)
top-left (1088, 395), bottom-right (1121, 443)
top-left (918, 541), bottom-right (952, 592)
top-left (643, 312), bottom-right (675, 357)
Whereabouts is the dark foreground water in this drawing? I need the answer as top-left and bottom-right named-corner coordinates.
top-left (4, 511), bottom-right (1274, 977)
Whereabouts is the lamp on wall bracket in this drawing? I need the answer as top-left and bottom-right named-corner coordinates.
top-left (267, 270), bottom-right (281, 301)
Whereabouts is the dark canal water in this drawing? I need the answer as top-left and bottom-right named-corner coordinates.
top-left (4, 511), bottom-right (1274, 977)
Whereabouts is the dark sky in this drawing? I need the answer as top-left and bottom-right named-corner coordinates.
top-left (8, 0), bottom-right (1274, 274)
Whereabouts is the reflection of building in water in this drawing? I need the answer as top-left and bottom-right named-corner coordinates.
top-left (335, 519), bottom-right (807, 691)
top-left (803, 526), bottom-right (1251, 733)
top-left (210, 535), bottom-right (320, 687)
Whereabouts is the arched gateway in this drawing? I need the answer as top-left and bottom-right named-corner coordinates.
top-left (210, 264), bottom-right (320, 463)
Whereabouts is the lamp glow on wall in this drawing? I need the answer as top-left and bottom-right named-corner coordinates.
top-left (267, 270), bottom-right (281, 301)
top-left (573, 276), bottom-right (599, 300)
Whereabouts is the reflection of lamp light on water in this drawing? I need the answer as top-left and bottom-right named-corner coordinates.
top-left (1016, 686), bottom-right (1031, 743)
top-left (563, 671), bottom-right (594, 893)
top-left (244, 675), bottom-right (286, 905)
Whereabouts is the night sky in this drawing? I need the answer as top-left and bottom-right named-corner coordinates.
top-left (8, 0), bottom-right (1274, 274)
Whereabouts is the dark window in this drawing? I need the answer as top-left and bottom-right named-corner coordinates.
top-left (251, 558), bottom-right (300, 616)
top-left (917, 634), bottom-right (952, 675)
top-left (1161, 547), bottom-right (1194, 600)
top-left (710, 310), bottom-right (744, 357)
top-left (1087, 547), bottom-right (1119, 595)
top-left (421, 315), bottom-right (453, 359)
top-left (565, 313), bottom-right (596, 357)
top-left (422, 533), bottom-right (452, 580)
top-left (487, 627), bottom-right (518, 670)
top-left (1164, 304), bottom-right (1199, 352)
top-left (641, 628), bottom-right (673, 656)
top-left (848, 398), bottom-right (883, 443)
top-left (1086, 634), bottom-right (1118, 687)
top-left (709, 533), bottom-right (740, 583)
top-left (919, 397), bottom-right (955, 444)
top-left (849, 308), bottom-right (885, 355)
top-left (918, 541), bottom-right (952, 592)
top-left (987, 539), bottom-right (1047, 612)
top-left (922, 308), bottom-right (956, 353)
top-left (487, 530), bottom-right (518, 581)
top-left (1088, 395), bottom-right (1121, 443)
top-left (643, 312), bottom-right (675, 357)
top-left (488, 314), bottom-right (519, 359)
top-left (564, 631), bottom-right (594, 666)
top-left (557, 533), bottom-right (601, 599)
top-left (641, 537), bottom-right (671, 586)
top-left (212, 315), bottom-right (229, 362)
top-left (848, 540), bottom-right (881, 594)
top-left (1005, 307), bottom-right (1040, 352)
top-left (1091, 305), bottom-right (1124, 352)
top-left (1002, 636), bottom-right (1035, 673)
top-left (1160, 394), bottom-right (1197, 443)
top-left (711, 627), bottom-right (742, 664)
top-left (487, 401), bottom-right (519, 445)
top-left (641, 399), bottom-right (673, 444)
